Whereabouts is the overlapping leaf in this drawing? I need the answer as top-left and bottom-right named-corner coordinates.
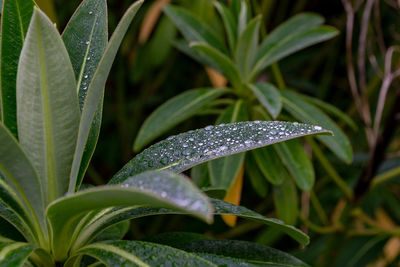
top-left (0, 242), bottom-right (35, 266)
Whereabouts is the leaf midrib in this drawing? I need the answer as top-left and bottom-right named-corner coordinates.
top-left (15, 0), bottom-right (26, 43)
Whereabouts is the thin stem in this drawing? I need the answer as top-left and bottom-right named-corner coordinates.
top-left (371, 166), bottom-right (400, 187)
top-left (310, 190), bottom-right (329, 225)
top-left (299, 215), bottom-right (338, 234)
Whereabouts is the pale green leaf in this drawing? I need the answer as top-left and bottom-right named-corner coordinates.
top-left (134, 88), bottom-right (228, 151)
top-left (111, 121), bottom-right (331, 185)
top-left (0, 0), bottom-right (35, 137)
top-left (17, 8), bottom-right (80, 203)
top-left (0, 242), bottom-right (35, 266)
top-left (248, 82), bottom-right (281, 119)
top-left (69, 0), bottom-right (143, 193)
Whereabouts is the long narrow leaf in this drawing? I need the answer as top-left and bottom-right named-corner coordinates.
top-left (17, 8), bottom-right (80, 203)
top-left (69, 0), bottom-right (143, 193)
top-left (47, 170), bottom-right (212, 261)
top-left (273, 177), bottom-right (299, 224)
top-left (134, 88), bottom-right (228, 151)
top-left (0, 0), bottom-right (35, 137)
top-left (248, 82), bottom-right (281, 119)
top-left (251, 146), bottom-right (285, 185)
top-left (214, 1), bottom-right (237, 53)
top-left (110, 121), bottom-right (331, 184)
top-left (0, 242), bottom-right (35, 266)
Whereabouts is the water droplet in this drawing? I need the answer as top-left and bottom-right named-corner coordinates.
top-left (87, 56), bottom-right (91, 60)
top-left (89, 11), bottom-right (93, 15)
top-left (84, 74), bottom-right (88, 79)
top-left (314, 125), bottom-right (322, 130)
top-left (85, 41), bottom-right (89, 45)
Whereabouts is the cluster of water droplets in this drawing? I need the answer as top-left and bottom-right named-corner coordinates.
top-left (119, 171), bottom-right (209, 214)
top-left (111, 121), bottom-right (327, 184)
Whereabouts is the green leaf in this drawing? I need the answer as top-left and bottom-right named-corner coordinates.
top-left (47, 170), bottom-right (212, 261)
top-left (161, 239), bottom-right (309, 267)
top-left (248, 82), bottom-right (282, 119)
top-left (0, 123), bottom-right (44, 230)
top-left (214, 1), bottom-right (237, 53)
top-left (0, 0), bottom-right (35, 137)
top-left (274, 139), bottom-right (315, 191)
top-left (62, 0), bottom-right (107, 108)
top-left (134, 88), bottom-right (228, 151)
top-left (70, 240), bottom-right (216, 267)
top-left (190, 42), bottom-right (242, 88)
top-left (69, 0), bottom-right (143, 193)
top-left (235, 0), bottom-right (250, 36)
top-left (195, 253), bottom-right (261, 267)
top-left (17, 8), bottom-right (80, 203)
top-left (235, 16), bottom-right (261, 81)
top-left (163, 5), bottom-right (226, 54)
top-left (0, 217), bottom-right (25, 242)
top-left (111, 121), bottom-right (331, 184)
top-left (245, 153), bottom-right (269, 197)
top-left (251, 146), bottom-right (285, 185)
top-left (173, 40), bottom-right (220, 71)
top-left (281, 90), bottom-right (353, 163)
top-left (0, 242), bottom-right (35, 266)
top-left (252, 13), bottom-right (338, 77)
top-left (273, 177), bottom-right (299, 225)
top-left (208, 101), bottom-right (247, 191)
top-left (92, 221), bottom-right (130, 243)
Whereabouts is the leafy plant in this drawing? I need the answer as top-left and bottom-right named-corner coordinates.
top-left (0, 0), bottom-right (333, 265)
top-left (133, 0), bottom-right (354, 225)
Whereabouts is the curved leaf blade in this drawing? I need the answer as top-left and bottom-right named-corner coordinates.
top-left (47, 170), bottom-right (212, 261)
top-left (251, 146), bottom-right (285, 185)
top-left (273, 177), bottom-right (299, 225)
top-left (17, 8), bottom-right (80, 202)
top-left (0, 0), bottom-right (35, 137)
top-left (110, 121), bottom-right (331, 184)
top-left (69, 0), bottom-right (143, 193)
top-left (281, 90), bottom-right (353, 163)
top-left (248, 82), bottom-right (281, 119)
top-left (134, 88), bottom-right (228, 151)
top-left (71, 240), bottom-right (216, 267)
top-left (0, 242), bottom-right (35, 266)
top-left (0, 123), bottom-right (44, 229)
top-left (214, 1), bottom-right (237, 53)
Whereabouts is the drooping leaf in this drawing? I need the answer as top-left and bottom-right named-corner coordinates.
top-left (110, 121), bottom-right (331, 184)
top-left (69, 0), bottom-right (143, 193)
top-left (281, 90), bottom-right (353, 163)
top-left (17, 8), bottom-right (80, 203)
top-left (214, 1), bottom-right (236, 53)
top-left (69, 240), bottom-right (216, 267)
top-left (274, 139), bottom-right (315, 191)
top-left (159, 239), bottom-right (309, 267)
top-left (0, 0), bottom-right (35, 137)
top-left (190, 42), bottom-right (242, 88)
top-left (235, 16), bottom-right (261, 81)
top-left (0, 242), bottom-right (35, 266)
top-left (209, 101), bottom-right (247, 191)
top-left (134, 88), bottom-right (228, 151)
top-left (273, 177), bottom-right (299, 225)
top-left (0, 123), bottom-right (44, 229)
top-left (47, 170), bottom-right (212, 261)
top-left (252, 13), bottom-right (338, 78)
top-left (251, 146), bottom-right (285, 185)
top-left (163, 5), bottom-right (227, 54)
top-left (248, 82), bottom-right (282, 119)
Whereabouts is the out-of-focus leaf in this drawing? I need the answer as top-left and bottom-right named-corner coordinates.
top-left (134, 88), bottom-right (228, 151)
top-left (273, 177), bottom-right (298, 224)
top-left (221, 165), bottom-right (244, 227)
top-left (0, 242), bottom-right (35, 266)
top-left (245, 153), bottom-right (269, 197)
top-left (190, 42), bottom-right (242, 88)
top-left (110, 121), bottom-right (331, 184)
top-left (274, 139), bottom-right (315, 191)
top-left (248, 82), bottom-right (282, 119)
top-left (0, 0), bottom-right (35, 137)
top-left (138, 0), bottom-right (169, 44)
top-left (0, 217), bottom-right (25, 242)
top-left (92, 221), bottom-right (130, 242)
top-left (17, 8), bottom-right (80, 202)
top-left (281, 90), bottom-right (353, 163)
top-left (70, 240), bottom-right (216, 266)
top-left (235, 16), bottom-right (260, 80)
top-left (251, 146), bottom-right (285, 185)
top-left (48, 170), bottom-right (212, 261)
top-left (214, 1), bottom-right (236, 52)
top-left (163, 5), bottom-right (227, 53)
top-left (173, 40), bottom-right (220, 71)
top-left (191, 163), bottom-right (210, 188)
top-left (235, 0), bottom-right (250, 36)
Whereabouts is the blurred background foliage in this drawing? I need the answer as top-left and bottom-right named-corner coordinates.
top-left (36, 0), bottom-right (400, 266)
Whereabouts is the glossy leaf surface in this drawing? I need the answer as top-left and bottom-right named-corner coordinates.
top-left (248, 83), bottom-right (282, 119)
top-left (0, 242), bottom-right (34, 266)
top-left (111, 121), bottom-right (331, 184)
top-left (0, 0), bottom-right (35, 137)
top-left (134, 88), bottom-right (228, 151)
top-left (17, 8), bottom-right (80, 202)
top-left (69, 0), bottom-right (143, 192)
top-left (282, 90), bottom-right (352, 163)
top-left (72, 240), bottom-right (216, 266)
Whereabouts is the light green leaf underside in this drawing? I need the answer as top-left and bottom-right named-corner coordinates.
top-left (0, 242), bottom-right (35, 267)
top-left (134, 88), bottom-right (229, 151)
top-left (17, 8), bottom-right (80, 203)
top-left (281, 90), bottom-right (353, 163)
top-left (110, 121), bottom-right (331, 185)
top-left (47, 170), bottom-right (212, 261)
top-left (0, 123), bottom-right (44, 229)
top-left (0, 0), bottom-right (35, 137)
top-left (69, 0), bottom-right (143, 193)
top-left (71, 241), bottom-right (216, 267)
top-left (248, 83), bottom-right (282, 119)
